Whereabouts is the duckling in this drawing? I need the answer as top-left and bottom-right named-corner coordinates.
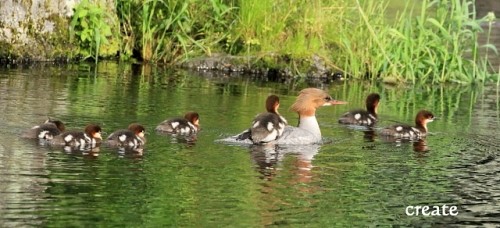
top-left (51, 124), bottom-right (102, 148)
top-left (237, 95), bottom-right (288, 144)
top-left (155, 112), bottom-right (200, 135)
top-left (338, 93), bottom-right (380, 126)
top-left (106, 123), bottom-right (146, 148)
top-left (380, 110), bottom-right (435, 140)
top-left (21, 118), bottom-right (66, 140)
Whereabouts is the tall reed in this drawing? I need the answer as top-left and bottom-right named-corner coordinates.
top-left (232, 0), bottom-right (342, 59)
top-left (115, 0), bottom-right (236, 63)
top-left (109, 0), bottom-right (496, 84)
top-left (334, 0), bottom-right (497, 84)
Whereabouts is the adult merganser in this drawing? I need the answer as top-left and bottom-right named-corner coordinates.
top-left (155, 112), bottom-right (200, 135)
top-left (380, 110), bottom-right (435, 140)
top-left (237, 95), bottom-right (288, 144)
top-left (232, 88), bottom-right (347, 145)
top-left (50, 124), bottom-right (102, 148)
top-left (106, 123), bottom-right (146, 148)
top-left (338, 93), bottom-right (380, 126)
top-left (21, 118), bottom-right (66, 140)
top-left (275, 88), bottom-right (347, 144)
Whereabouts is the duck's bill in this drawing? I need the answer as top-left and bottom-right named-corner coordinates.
top-left (330, 100), bottom-right (348, 105)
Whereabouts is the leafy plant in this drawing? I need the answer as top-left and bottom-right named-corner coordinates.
top-left (114, 0), bottom-right (236, 64)
top-left (335, 0), bottom-right (497, 84)
top-left (70, 0), bottom-right (112, 63)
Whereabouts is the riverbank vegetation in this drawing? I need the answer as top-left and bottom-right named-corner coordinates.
top-left (70, 0), bottom-right (497, 84)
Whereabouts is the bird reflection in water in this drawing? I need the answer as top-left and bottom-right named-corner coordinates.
top-left (413, 139), bottom-right (429, 152)
top-left (61, 145), bottom-right (101, 157)
top-left (363, 128), bottom-right (376, 142)
top-left (250, 144), bottom-right (279, 181)
top-left (380, 136), bottom-right (430, 153)
top-left (158, 133), bottom-right (198, 147)
top-left (115, 146), bottom-right (145, 159)
top-left (249, 143), bottom-right (320, 184)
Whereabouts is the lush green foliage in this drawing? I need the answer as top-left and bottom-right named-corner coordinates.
top-left (108, 0), bottom-right (497, 84)
top-left (334, 0), bottom-right (497, 84)
top-left (115, 0), bottom-right (235, 63)
top-left (70, 0), bottom-right (113, 63)
top-left (228, 0), bottom-right (343, 74)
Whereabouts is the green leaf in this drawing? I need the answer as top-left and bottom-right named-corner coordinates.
top-left (70, 17), bottom-right (79, 27)
top-left (463, 21), bottom-right (483, 32)
top-left (481, 44), bottom-right (499, 55)
top-left (80, 32), bottom-right (88, 42)
top-left (78, 9), bottom-right (88, 18)
top-left (101, 25), bottom-right (112, 37)
top-left (89, 7), bottom-right (102, 15)
top-left (100, 36), bottom-right (109, 45)
top-left (81, 20), bottom-right (88, 29)
top-left (388, 28), bottom-right (407, 40)
top-left (426, 18), bottom-right (450, 38)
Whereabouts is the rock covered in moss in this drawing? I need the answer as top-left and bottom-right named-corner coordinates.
top-left (0, 0), bottom-right (119, 63)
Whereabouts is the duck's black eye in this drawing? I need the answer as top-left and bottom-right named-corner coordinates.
top-left (325, 96), bottom-right (332, 101)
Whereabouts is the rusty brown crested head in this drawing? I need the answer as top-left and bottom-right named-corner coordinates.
top-left (290, 88), bottom-right (347, 116)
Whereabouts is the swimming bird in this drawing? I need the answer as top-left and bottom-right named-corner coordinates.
top-left (155, 112), bottom-right (200, 135)
top-left (21, 118), bottom-right (66, 140)
top-left (237, 95), bottom-right (288, 144)
top-left (338, 93), bottom-right (380, 126)
top-left (234, 88), bottom-right (346, 145)
top-left (380, 110), bottom-right (435, 140)
top-left (106, 123), bottom-right (146, 148)
top-left (50, 124), bottom-right (102, 148)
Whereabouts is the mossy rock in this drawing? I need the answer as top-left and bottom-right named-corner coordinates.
top-left (0, 0), bottom-right (119, 62)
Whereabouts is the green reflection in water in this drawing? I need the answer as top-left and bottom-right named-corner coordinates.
top-left (0, 63), bottom-right (498, 227)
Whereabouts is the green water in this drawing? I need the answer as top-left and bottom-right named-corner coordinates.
top-left (0, 63), bottom-right (499, 227)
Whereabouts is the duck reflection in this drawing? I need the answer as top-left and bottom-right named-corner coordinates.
top-left (339, 124), bottom-right (377, 142)
top-left (250, 144), bottom-right (280, 180)
top-left (413, 139), bottom-right (429, 152)
top-left (363, 128), bottom-right (376, 142)
top-left (60, 145), bottom-right (101, 157)
top-left (115, 146), bottom-right (144, 159)
top-left (249, 143), bottom-right (320, 183)
top-left (380, 136), bottom-right (430, 152)
top-left (279, 144), bottom-right (320, 184)
top-left (157, 132), bottom-right (198, 146)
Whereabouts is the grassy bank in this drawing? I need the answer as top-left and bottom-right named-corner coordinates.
top-left (71, 0), bottom-right (497, 84)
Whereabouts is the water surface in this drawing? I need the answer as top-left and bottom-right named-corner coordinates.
top-left (0, 63), bottom-right (499, 227)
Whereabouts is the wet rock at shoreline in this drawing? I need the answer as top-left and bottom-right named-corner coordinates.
top-left (181, 53), bottom-right (345, 82)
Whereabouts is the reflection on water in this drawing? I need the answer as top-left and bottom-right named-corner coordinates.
top-left (0, 63), bottom-right (499, 226)
top-left (250, 143), bottom-right (320, 184)
top-left (412, 139), bottom-right (429, 152)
